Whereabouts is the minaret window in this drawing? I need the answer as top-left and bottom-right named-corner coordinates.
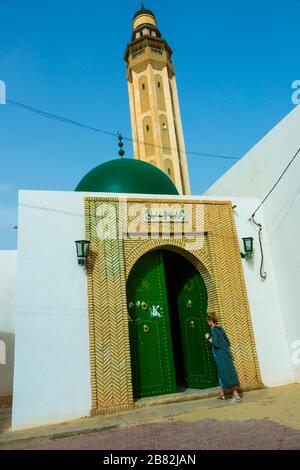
top-left (160, 115), bottom-right (171, 154)
top-left (142, 28), bottom-right (150, 36)
top-left (143, 117), bottom-right (155, 157)
top-left (151, 31), bottom-right (157, 37)
top-left (155, 74), bottom-right (166, 111)
top-left (140, 76), bottom-right (150, 112)
top-left (164, 159), bottom-right (175, 181)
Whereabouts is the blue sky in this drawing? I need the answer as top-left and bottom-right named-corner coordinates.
top-left (0, 0), bottom-right (299, 249)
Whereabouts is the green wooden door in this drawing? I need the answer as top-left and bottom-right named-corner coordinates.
top-left (127, 251), bottom-right (176, 398)
top-left (175, 256), bottom-right (218, 389)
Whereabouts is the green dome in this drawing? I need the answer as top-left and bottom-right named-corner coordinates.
top-left (75, 159), bottom-right (179, 195)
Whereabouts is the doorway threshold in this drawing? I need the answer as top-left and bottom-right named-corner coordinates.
top-left (134, 387), bottom-right (220, 409)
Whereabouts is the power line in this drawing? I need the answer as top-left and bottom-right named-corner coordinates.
top-left (250, 144), bottom-right (300, 281)
top-left (250, 215), bottom-right (267, 280)
top-left (7, 99), bottom-right (239, 161)
top-left (7, 99), bottom-right (116, 137)
top-left (251, 145), bottom-right (300, 218)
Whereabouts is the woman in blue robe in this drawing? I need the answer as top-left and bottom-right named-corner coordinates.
top-left (205, 314), bottom-right (241, 402)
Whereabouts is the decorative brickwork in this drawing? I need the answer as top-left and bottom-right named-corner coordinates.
top-left (85, 197), bottom-right (263, 414)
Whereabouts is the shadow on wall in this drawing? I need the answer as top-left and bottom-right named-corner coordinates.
top-left (0, 332), bottom-right (15, 398)
top-left (266, 184), bottom-right (300, 243)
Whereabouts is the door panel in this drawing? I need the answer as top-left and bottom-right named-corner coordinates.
top-left (127, 251), bottom-right (176, 398)
top-left (175, 257), bottom-right (218, 389)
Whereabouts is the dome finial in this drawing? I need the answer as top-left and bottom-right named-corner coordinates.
top-left (117, 132), bottom-right (125, 158)
top-left (133, 4), bottom-right (156, 24)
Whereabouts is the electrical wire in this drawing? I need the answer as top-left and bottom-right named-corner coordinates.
top-left (251, 146), bottom-right (300, 218)
top-left (7, 99), bottom-right (240, 161)
top-left (7, 99), bottom-right (117, 137)
top-left (250, 215), bottom-right (267, 280)
top-left (8, 98), bottom-right (299, 281)
top-left (249, 145), bottom-right (300, 280)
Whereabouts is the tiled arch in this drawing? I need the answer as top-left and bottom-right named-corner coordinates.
top-left (85, 197), bottom-right (263, 415)
top-left (124, 239), bottom-right (219, 315)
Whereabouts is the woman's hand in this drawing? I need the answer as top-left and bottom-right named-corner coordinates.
top-left (205, 333), bottom-right (210, 340)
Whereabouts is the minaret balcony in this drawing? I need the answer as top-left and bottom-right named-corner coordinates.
top-left (124, 37), bottom-right (172, 62)
top-left (127, 47), bottom-right (174, 77)
top-left (132, 49), bottom-right (146, 59)
top-left (131, 46), bottom-right (163, 60)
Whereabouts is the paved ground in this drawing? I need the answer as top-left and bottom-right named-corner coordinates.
top-left (1, 385), bottom-right (300, 450)
top-left (21, 419), bottom-right (300, 450)
top-left (0, 397), bottom-right (12, 434)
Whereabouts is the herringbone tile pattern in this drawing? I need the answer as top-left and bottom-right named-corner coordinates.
top-left (86, 198), bottom-right (133, 414)
top-left (85, 197), bottom-right (263, 415)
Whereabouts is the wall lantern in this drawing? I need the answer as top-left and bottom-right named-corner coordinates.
top-left (241, 237), bottom-right (254, 260)
top-left (75, 240), bottom-right (90, 266)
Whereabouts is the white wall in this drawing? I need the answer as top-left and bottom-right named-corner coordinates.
top-left (12, 189), bottom-right (296, 429)
top-left (200, 196), bottom-right (294, 387)
top-left (0, 250), bottom-right (17, 397)
top-left (12, 191), bottom-right (91, 430)
top-left (205, 105), bottom-right (300, 382)
top-left (13, 189), bottom-right (188, 429)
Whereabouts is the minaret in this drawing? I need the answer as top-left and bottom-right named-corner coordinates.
top-left (124, 5), bottom-right (191, 195)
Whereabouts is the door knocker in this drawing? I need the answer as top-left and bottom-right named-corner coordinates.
top-left (141, 301), bottom-right (148, 310)
top-left (143, 324), bottom-right (150, 333)
top-left (187, 300), bottom-right (192, 309)
top-left (184, 279), bottom-right (194, 292)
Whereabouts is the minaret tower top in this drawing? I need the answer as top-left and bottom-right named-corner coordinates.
top-left (125, 5), bottom-right (191, 195)
top-left (133, 4), bottom-right (157, 30)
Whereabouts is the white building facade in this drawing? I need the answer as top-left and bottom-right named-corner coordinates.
top-left (2, 186), bottom-right (296, 429)
top-left (205, 104), bottom-right (300, 384)
top-left (1, 109), bottom-right (299, 431)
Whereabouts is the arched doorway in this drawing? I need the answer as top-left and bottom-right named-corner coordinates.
top-left (127, 249), bottom-right (218, 398)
